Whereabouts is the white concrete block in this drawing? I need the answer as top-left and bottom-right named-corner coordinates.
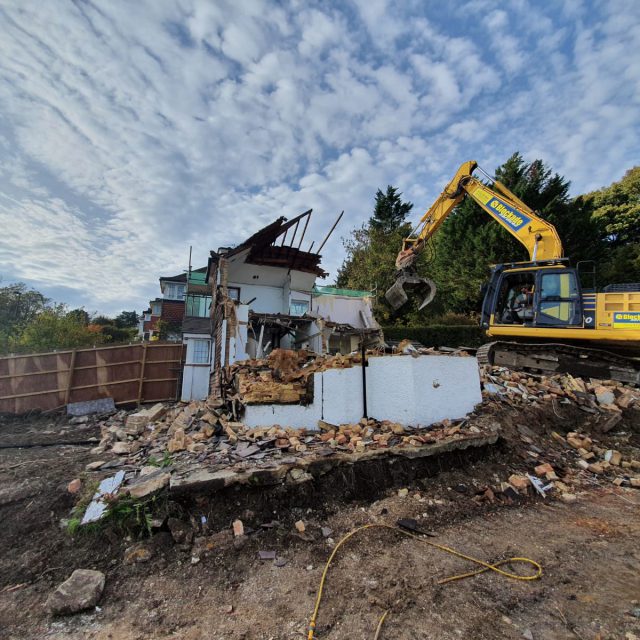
top-left (243, 355), bottom-right (482, 429)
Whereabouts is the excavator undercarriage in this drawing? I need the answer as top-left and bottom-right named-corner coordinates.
top-left (477, 341), bottom-right (640, 386)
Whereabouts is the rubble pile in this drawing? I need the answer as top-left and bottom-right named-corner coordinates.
top-left (71, 348), bottom-right (640, 516)
top-left (481, 366), bottom-right (637, 414)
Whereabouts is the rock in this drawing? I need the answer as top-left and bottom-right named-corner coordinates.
top-left (294, 520), bottom-right (306, 533)
top-left (600, 413), bottom-right (622, 433)
top-left (167, 428), bottom-right (192, 453)
top-left (587, 463), bottom-right (604, 474)
top-left (124, 543), bottom-right (153, 564)
top-left (534, 463), bottom-right (553, 476)
top-left (321, 527), bottom-right (333, 538)
top-left (46, 569), bottom-right (105, 615)
top-left (167, 517), bottom-right (193, 545)
top-left (560, 493), bottom-right (577, 503)
top-left (605, 450), bottom-right (622, 466)
top-left (508, 475), bottom-right (530, 492)
top-left (288, 468), bottom-right (312, 483)
top-left (232, 519), bottom-right (244, 537)
top-left (594, 386), bottom-right (615, 406)
top-left (398, 488), bottom-right (409, 497)
top-left (67, 479), bottom-right (82, 494)
top-left (127, 470), bottom-right (170, 499)
top-left (522, 629), bottom-right (534, 640)
top-left (111, 442), bottom-right (130, 455)
top-left (630, 478), bottom-right (640, 488)
top-left (85, 461), bottom-right (105, 471)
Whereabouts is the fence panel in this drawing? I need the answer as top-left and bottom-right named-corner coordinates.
top-left (0, 343), bottom-right (184, 414)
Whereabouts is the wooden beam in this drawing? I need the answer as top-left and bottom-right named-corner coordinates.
top-left (64, 349), bottom-right (77, 406)
top-left (137, 343), bottom-right (148, 406)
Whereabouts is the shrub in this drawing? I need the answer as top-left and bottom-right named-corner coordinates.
top-left (383, 325), bottom-right (487, 348)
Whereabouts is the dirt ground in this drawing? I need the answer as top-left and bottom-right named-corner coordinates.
top-left (1, 405), bottom-right (639, 640)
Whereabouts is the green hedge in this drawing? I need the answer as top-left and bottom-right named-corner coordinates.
top-left (382, 325), bottom-right (487, 348)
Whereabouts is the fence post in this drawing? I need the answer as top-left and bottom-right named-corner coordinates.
top-left (64, 349), bottom-right (77, 407)
top-left (137, 343), bottom-right (148, 406)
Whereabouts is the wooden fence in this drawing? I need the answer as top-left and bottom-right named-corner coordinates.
top-left (0, 342), bottom-right (185, 414)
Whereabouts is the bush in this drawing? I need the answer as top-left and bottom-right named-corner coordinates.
top-left (383, 325), bottom-right (487, 348)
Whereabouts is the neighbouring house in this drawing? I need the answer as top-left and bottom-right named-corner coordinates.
top-left (181, 267), bottom-right (214, 401)
top-left (180, 210), bottom-right (382, 401)
top-left (138, 269), bottom-right (207, 342)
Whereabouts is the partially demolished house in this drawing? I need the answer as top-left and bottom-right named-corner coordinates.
top-left (180, 210), bottom-right (382, 401)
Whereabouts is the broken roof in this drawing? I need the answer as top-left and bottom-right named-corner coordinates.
top-left (209, 210), bottom-right (327, 278)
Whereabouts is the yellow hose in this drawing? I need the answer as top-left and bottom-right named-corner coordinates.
top-left (307, 523), bottom-right (542, 640)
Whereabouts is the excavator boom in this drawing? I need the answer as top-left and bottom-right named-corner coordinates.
top-left (385, 161), bottom-right (564, 310)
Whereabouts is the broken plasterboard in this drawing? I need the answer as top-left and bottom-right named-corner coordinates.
top-left (81, 471), bottom-right (125, 524)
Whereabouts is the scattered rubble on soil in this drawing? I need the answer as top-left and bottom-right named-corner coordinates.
top-left (63, 347), bottom-right (640, 525)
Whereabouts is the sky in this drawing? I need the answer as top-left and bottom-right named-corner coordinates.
top-left (0, 0), bottom-right (638, 316)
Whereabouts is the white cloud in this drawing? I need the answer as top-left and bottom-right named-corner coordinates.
top-left (0, 0), bottom-right (638, 314)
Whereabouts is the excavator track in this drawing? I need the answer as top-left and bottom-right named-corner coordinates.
top-left (477, 341), bottom-right (640, 386)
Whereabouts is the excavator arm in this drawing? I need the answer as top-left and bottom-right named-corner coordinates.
top-left (386, 160), bottom-right (564, 310)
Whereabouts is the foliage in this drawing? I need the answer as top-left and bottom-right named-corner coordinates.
top-left (336, 186), bottom-right (422, 325)
top-left (14, 305), bottom-right (107, 353)
top-left (115, 310), bottom-right (139, 328)
top-left (369, 185), bottom-right (413, 233)
top-left (584, 166), bottom-right (640, 246)
top-left (0, 282), bottom-right (49, 353)
top-left (580, 166), bottom-right (640, 284)
top-left (155, 319), bottom-right (182, 340)
top-left (147, 451), bottom-right (173, 468)
top-left (383, 325), bottom-right (487, 348)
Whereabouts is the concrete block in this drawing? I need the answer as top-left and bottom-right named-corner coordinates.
top-left (243, 355), bottom-right (481, 429)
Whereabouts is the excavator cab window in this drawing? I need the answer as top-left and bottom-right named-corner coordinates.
top-left (535, 270), bottom-right (582, 326)
top-left (494, 272), bottom-right (536, 325)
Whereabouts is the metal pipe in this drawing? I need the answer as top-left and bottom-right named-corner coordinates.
top-left (361, 336), bottom-right (368, 420)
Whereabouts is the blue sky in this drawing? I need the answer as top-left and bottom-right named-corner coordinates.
top-left (0, 0), bottom-right (638, 315)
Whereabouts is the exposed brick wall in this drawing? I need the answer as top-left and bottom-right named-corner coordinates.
top-left (143, 315), bottom-right (160, 332)
top-left (161, 300), bottom-right (185, 323)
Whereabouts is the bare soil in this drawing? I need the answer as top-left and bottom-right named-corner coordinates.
top-left (1, 404), bottom-right (639, 640)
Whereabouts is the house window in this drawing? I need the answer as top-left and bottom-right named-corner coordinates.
top-left (163, 283), bottom-right (186, 300)
top-left (290, 299), bottom-right (309, 316)
top-left (191, 339), bottom-right (211, 364)
top-left (228, 287), bottom-right (240, 301)
top-left (186, 295), bottom-right (211, 318)
top-left (151, 302), bottom-right (162, 316)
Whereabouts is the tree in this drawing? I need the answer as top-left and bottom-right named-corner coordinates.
top-left (336, 186), bottom-right (422, 325)
top-left (0, 282), bottom-right (49, 354)
top-left (369, 186), bottom-right (413, 233)
top-left (16, 306), bottom-right (107, 353)
top-left (581, 166), bottom-right (640, 284)
top-left (66, 308), bottom-right (90, 325)
top-left (115, 310), bottom-right (139, 328)
top-left (585, 166), bottom-right (640, 246)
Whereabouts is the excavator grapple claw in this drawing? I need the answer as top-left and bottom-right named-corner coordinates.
top-left (385, 270), bottom-right (437, 311)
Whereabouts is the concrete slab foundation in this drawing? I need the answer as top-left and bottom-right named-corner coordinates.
top-left (243, 354), bottom-right (482, 429)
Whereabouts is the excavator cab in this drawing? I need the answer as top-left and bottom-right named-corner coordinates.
top-left (480, 261), bottom-right (584, 330)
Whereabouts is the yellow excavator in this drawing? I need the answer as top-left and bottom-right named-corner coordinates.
top-left (386, 160), bottom-right (640, 384)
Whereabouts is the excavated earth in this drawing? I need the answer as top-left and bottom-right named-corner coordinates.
top-left (1, 399), bottom-right (640, 640)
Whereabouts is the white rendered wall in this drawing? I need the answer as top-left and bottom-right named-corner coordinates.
top-left (227, 282), bottom-right (283, 314)
top-left (243, 355), bottom-right (481, 429)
